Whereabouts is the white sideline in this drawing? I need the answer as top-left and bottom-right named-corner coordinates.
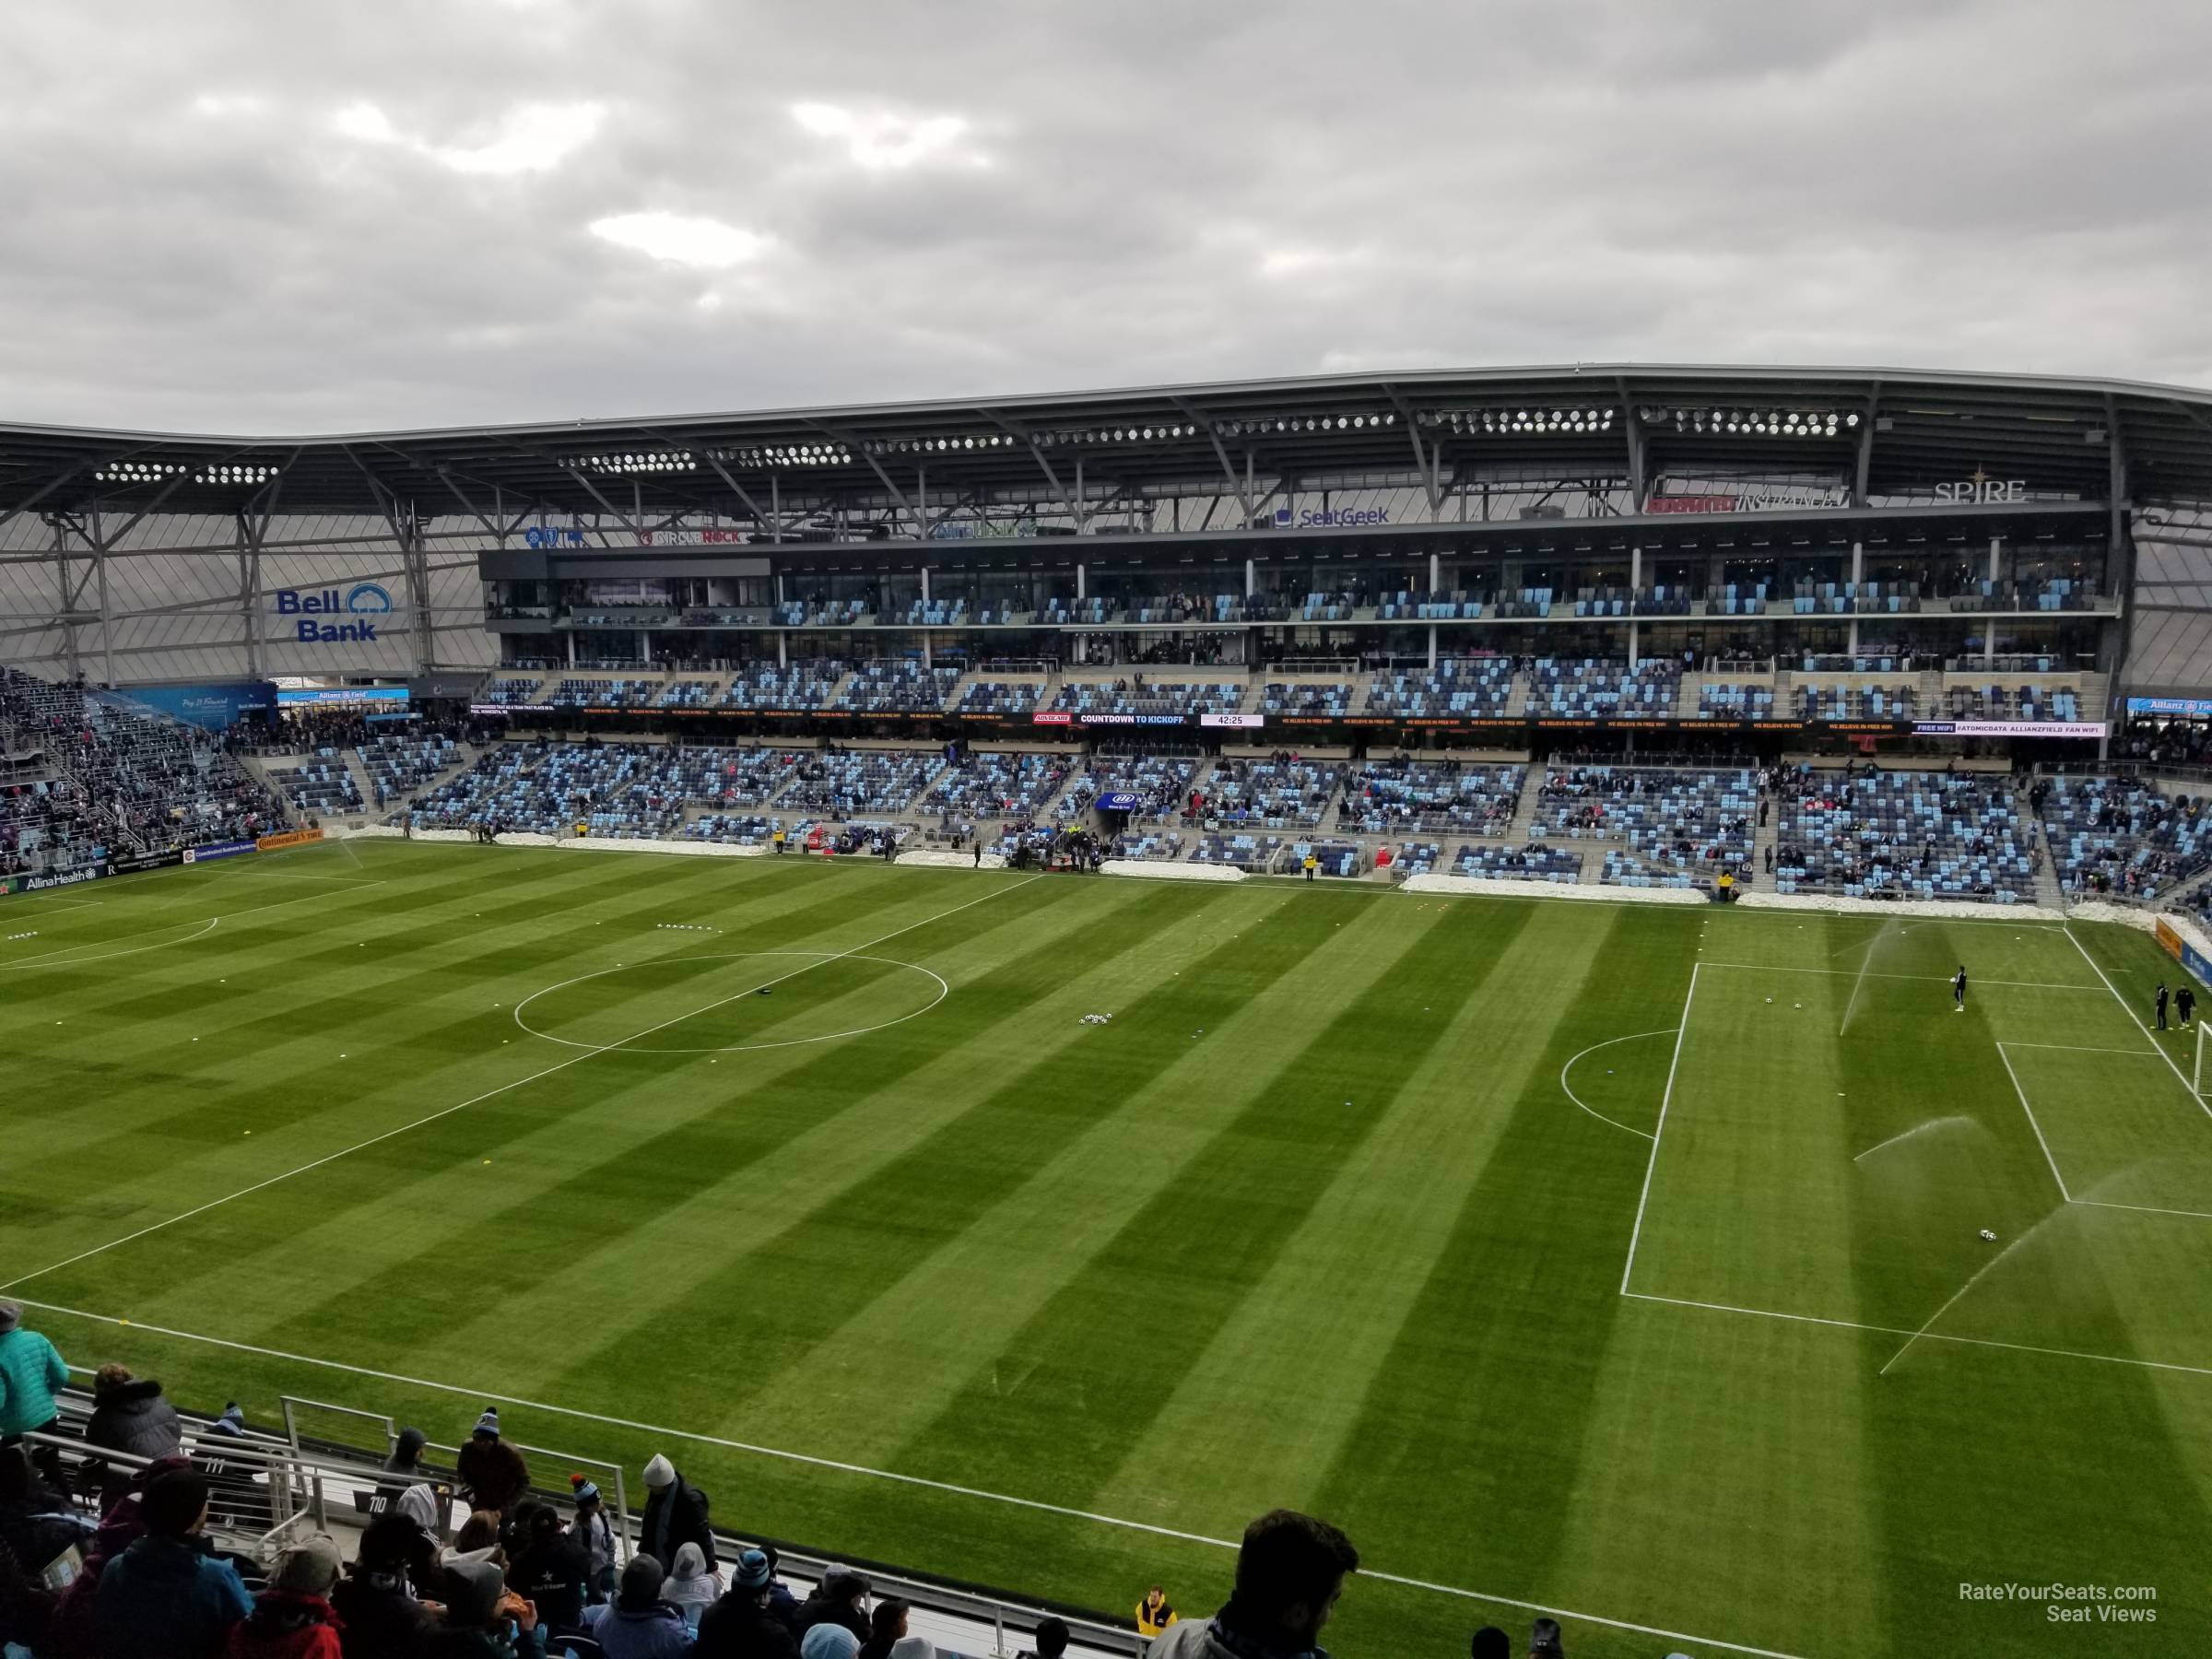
top-left (1700, 961), bottom-right (2098, 990)
top-left (5, 1295), bottom-right (1806, 1659)
top-left (0, 875), bottom-right (1041, 1293)
top-left (1556, 1030), bottom-right (1672, 1141)
top-left (1618, 965), bottom-right (1698, 1294)
top-left (2062, 923), bottom-right (2212, 1123)
top-left (1623, 1290), bottom-right (2212, 1381)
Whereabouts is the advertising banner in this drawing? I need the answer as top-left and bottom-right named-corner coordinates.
top-left (1030, 712), bottom-right (1074, 726)
top-left (269, 582), bottom-right (401, 645)
top-left (0, 876), bottom-right (20, 896)
top-left (23, 866), bottom-right (108, 892)
top-left (182, 840), bottom-right (257, 864)
top-left (1911, 720), bottom-right (2104, 739)
top-left (276, 686), bottom-right (411, 708)
top-left (110, 849), bottom-right (186, 877)
top-left (120, 682), bottom-right (277, 730)
top-left (2126, 697), bottom-right (2212, 719)
top-left (257, 828), bottom-right (327, 853)
top-left (1096, 792), bottom-right (1142, 812)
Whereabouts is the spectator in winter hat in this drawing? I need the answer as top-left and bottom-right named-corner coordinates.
top-left (425, 1554), bottom-right (537, 1658)
top-left (694, 1547), bottom-right (797, 1657)
top-left (94, 1467), bottom-right (254, 1659)
top-left (794, 1567), bottom-right (870, 1646)
top-left (1015, 1617), bottom-right (1068, 1659)
top-left (224, 1532), bottom-right (345, 1659)
top-left (800, 1627), bottom-right (860, 1659)
top-left (1526, 1617), bottom-right (1566, 1657)
top-left (583, 1553), bottom-right (694, 1657)
top-left (328, 1512), bottom-right (439, 1659)
top-left (571, 1477), bottom-right (618, 1605)
top-left (1471, 1627), bottom-right (1511, 1658)
top-left (640, 1455), bottom-right (716, 1572)
top-left (510, 1501), bottom-right (590, 1637)
top-left (203, 1402), bottom-right (249, 1440)
top-left (454, 1408), bottom-right (529, 1516)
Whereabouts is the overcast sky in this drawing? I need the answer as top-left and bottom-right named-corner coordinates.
top-left (3, 0), bottom-right (2207, 435)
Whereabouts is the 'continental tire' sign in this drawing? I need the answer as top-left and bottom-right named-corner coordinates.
top-left (257, 829), bottom-right (327, 853)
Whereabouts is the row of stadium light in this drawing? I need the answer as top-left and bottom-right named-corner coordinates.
top-left (1211, 414), bottom-right (1396, 437)
top-left (1638, 406), bottom-right (1859, 436)
top-left (93, 460), bottom-right (282, 485)
top-left (570, 453), bottom-right (701, 475)
top-left (1424, 407), bottom-right (1618, 435)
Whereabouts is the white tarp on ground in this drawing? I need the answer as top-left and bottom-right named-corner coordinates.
top-left (553, 836), bottom-right (759, 857)
top-left (1401, 872), bottom-right (1709, 905)
top-left (347, 825), bottom-right (407, 840)
top-left (1102, 858), bottom-right (1244, 883)
top-left (898, 849), bottom-right (1007, 870)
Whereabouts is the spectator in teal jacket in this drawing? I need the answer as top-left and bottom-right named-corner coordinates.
top-left (94, 1467), bottom-right (253, 1659)
top-left (0, 1301), bottom-right (69, 1489)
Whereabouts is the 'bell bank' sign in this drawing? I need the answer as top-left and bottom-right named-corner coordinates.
top-left (273, 582), bottom-right (396, 642)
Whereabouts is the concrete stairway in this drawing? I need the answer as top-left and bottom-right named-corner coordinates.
top-left (1502, 765), bottom-right (1550, 844)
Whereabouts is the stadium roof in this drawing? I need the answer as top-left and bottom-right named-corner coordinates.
top-left (5, 363), bottom-right (2210, 525)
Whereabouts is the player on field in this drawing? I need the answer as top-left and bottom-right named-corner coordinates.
top-left (2156, 982), bottom-right (2170, 1030)
top-left (1952, 965), bottom-right (1967, 1011)
top-left (2180, 985), bottom-right (2196, 1027)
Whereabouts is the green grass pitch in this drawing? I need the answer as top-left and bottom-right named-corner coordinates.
top-left (3, 841), bottom-right (2209, 1656)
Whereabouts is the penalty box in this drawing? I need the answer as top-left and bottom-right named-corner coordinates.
top-left (1624, 960), bottom-right (2212, 1371)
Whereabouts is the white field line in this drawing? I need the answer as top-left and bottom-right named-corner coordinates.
top-left (1624, 1290), bottom-right (2212, 1381)
top-left (0, 875), bottom-right (1042, 1292)
top-left (1994, 1043), bottom-right (2072, 1200)
top-left (225, 867), bottom-right (380, 884)
top-left (1556, 1030), bottom-right (1672, 1142)
top-left (208, 885), bottom-right (387, 925)
top-left (5, 1296), bottom-right (1806, 1659)
top-left (0, 917), bottom-right (220, 973)
top-left (2073, 1198), bottom-right (2212, 1221)
top-left (1700, 961), bottom-right (2098, 990)
top-left (1618, 964), bottom-right (1698, 1295)
top-left (2001, 1041), bottom-right (2161, 1055)
top-left (2062, 923), bottom-right (2212, 1124)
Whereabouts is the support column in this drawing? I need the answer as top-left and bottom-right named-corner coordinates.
top-left (1077, 562), bottom-right (1087, 600)
top-left (921, 566), bottom-right (931, 603)
top-left (1629, 619), bottom-right (1640, 670)
top-left (771, 475), bottom-right (782, 543)
top-left (1427, 623), bottom-right (1438, 671)
top-left (567, 629), bottom-right (577, 668)
top-left (54, 520), bottom-right (79, 682)
top-left (776, 631), bottom-right (787, 668)
top-left (1244, 557), bottom-right (1255, 599)
top-left (640, 629), bottom-right (652, 665)
top-left (1985, 536), bottom-right (2001, 670)
top-left (1849, 540), bottom-right (1864, 656)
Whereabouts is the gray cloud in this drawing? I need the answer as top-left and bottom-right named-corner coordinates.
top-left (3, 0), bottom-right (2207, 434)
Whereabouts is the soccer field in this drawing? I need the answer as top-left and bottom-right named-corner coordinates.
top-left (3, 842), bottom-right (2208, 1656)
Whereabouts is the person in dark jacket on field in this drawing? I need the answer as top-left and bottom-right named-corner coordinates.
top-left (328, 1512), bottom-right (438, 1659)
top-left (639, 1455), bottom-right (715, 1573)
top-left (694, 1548), bottom-right (796, 1658)
top-left (582, 1554), bottom-right (694, 1657)
top-left (94, 1466), bottom-right (254, 1659)
top-left (793, 1568), bottom-right (870, 1647)
top-left (225, 1533), bottom-right (346, 1659)
top-left (455, 1409), bottom-right (530, 1517)
top-left (509, 1502), bottom-right (589, 1637)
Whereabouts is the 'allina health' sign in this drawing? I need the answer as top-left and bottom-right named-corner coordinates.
top-left (274, 582), bottom-right (396, 643)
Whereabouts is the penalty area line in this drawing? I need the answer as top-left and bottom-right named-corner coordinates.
top-left (6, 1296), bottom-right (1807, 1659)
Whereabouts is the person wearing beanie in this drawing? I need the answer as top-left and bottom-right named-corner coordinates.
top-left (799, 1626), bottom-right (860, 1659)
top-left (694, 1547), bottom-right (797, 1658)
top-left (639, 1455), bottom-right (716, 1577)
top-left (423, 1554), bottom-right (544, 1659)
top-left (1471, 1627), bottom-right (1511, 1659)
top-left (223, 1533), bottom-right (345, 1659)
top-left (665, 1541), bottom-right (721, 1624)
top-left (456, 1407), bottom-right (530, 1516)
top-left (205, 1402), bottom-right (249, 1439)
top-left (1016, 1615), bottom-right (1069, 1659)
top-left (94, 1467), bottom-right (254, 1659)
top-left (510, 1500), bottom-right (590, 1637)
top-left (0, 1300), bottom-right (69, 1490)
top-left (583, 1552), bottom-right (695, 1657)
top-left (1146, 1509), bottom-right (1358, 1659)
top-left (793, 1568), bottom-right (870, 1647)
top-left (329, 1512), bottom-right (439, 1659)
top-left (1526, 1616), bottom-right (1566, 1657)
top-left (571, 1477), bottom-right (618, 1605)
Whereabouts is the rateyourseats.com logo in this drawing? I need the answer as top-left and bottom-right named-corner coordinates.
top-left (276, 582), bottom-right (393, 642)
